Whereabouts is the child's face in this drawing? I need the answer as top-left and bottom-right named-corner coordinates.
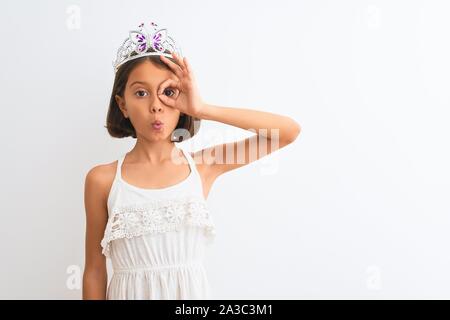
top-left (115, 60), bottom-right (181, 142)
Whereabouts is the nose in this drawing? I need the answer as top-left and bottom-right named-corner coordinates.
top-left (151, 92), bottom-right (166, 113)
top-left (151, 101), bottom-right (164, 113)
top-left (151, 105), bottom-right (163, 112)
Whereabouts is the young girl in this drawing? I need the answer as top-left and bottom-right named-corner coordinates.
top-left (82, 21), bottom-right (301, 300)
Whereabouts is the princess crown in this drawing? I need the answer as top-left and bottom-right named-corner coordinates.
top-left (112, 21), bottom-right (183, 73)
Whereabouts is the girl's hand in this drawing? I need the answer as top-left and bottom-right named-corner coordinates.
top-left (158, 51), bottom-right (205, 118)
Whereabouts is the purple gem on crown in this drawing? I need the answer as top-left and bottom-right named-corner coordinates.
top-left (136, 33), bottom-right (147, 52)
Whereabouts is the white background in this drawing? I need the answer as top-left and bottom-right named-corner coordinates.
top-left (0, 0), bottom-right (449, 299)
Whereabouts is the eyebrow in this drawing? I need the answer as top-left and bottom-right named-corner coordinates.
top-left (129, 78), bottom-right (176, 88)
top-left (129, 81), bottom-right (154, 88)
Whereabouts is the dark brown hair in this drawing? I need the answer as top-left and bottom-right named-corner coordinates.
top-left (105, 49), bottom-right (200, 142)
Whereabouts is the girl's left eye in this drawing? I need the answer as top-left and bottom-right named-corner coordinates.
top-left (163, 88), bottom-right (178, 97)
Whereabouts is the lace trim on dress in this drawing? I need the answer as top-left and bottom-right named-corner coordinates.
top-left (101, 196), bottom-right (216, 257)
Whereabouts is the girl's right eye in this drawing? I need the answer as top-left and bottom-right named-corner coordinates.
top-left (135, 90), bottom-right (148, 97)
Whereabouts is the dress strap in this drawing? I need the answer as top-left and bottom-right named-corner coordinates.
top-left (180, 148), bottom-right (197, 175)
top-left (115, 154), bottom-right (126, 181)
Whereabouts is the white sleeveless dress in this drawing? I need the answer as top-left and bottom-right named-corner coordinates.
top-left (101, 148), bottom-right (216, 300)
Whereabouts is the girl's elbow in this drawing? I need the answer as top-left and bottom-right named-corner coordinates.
top-left (284, 121), bottom-right (301, 144)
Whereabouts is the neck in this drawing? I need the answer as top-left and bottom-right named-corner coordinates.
top-left (129, 139), bottom-right (178, 164)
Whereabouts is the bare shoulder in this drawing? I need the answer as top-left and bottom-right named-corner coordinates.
top-left (189, 149), bottom-right (222, 178)
top-left (189, 150), bottom-right (219, 198)
top-left (189, 151), bottom-right (208, 175)
top-left (84, 161), bottom-right (117, 203)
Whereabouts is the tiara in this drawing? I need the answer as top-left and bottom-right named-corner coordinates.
top-left (112, 21), bottom-right (183, 73)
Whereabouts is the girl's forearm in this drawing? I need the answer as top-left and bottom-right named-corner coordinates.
top-left (82, 269), bottom-right (107, 300)
top-left (199, 103), bottom-right (301, 143)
